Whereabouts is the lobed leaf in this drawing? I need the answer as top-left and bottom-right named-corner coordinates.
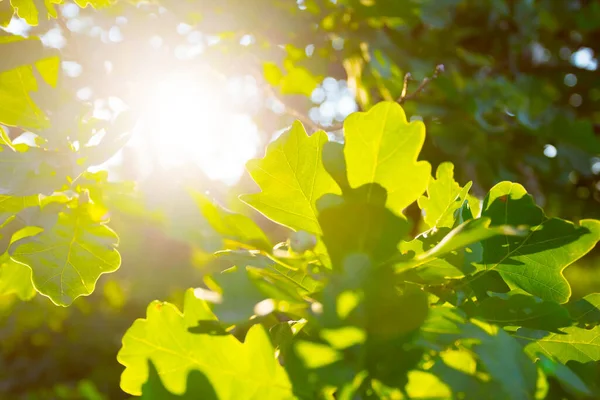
top-left (480, 182), bottom-right (600, 303)
top-left (418, 162), bottom-right (472, 229)
top-left (10, 205), bottom-right (120, 306)
top-left (343, 101), bottom-right (431, 214)
top-left (241, 121), bottom-right (340, 234)
top-left (516, 325), bottom-right (600, 364)
top-left (117, 289), bottom-right (294, 398)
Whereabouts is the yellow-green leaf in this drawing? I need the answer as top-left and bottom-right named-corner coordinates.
top-left (418, 162), bottom-right (472, 228)
top-left (481, 182), bottom-right (600, 303)
top-left (117, 289), bottom-right (294, 398)
top-left (241, 121), bottom-right (340, 234)
top-left (343, 101), bottom-right (431, 214)
top-left (10, 205), bottom-right (121, 306)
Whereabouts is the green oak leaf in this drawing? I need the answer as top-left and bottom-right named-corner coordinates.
top-left (462, 290), bottom-right (572, 331)
top-left (418, 162), bottom-right (472, 228)
top-left (117, 289), bottom-right (294, 398)
top-left (480, 182), bottom-right (600, 303)
top-left (395, 217), bottom-right (526, 273)
top-left (343, 101), bottom-right (431, 214)
top-left (191, 191), bottom-right (271, 251)
top-left (10, 205), bottom-right (120, 306)
top-left (241, 121), bottom-right (340, 234)
top-left (566, 293), bottom-right (600, 327)
top-left (516, 325), bottom-right (600, 364)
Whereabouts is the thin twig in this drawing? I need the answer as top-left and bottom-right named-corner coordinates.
top-left (258, 63), bottom-right (445, 133)
top-left (400, 72), bottom-right (412, 99)
top-left (398, 64), bottom-right (444, 104)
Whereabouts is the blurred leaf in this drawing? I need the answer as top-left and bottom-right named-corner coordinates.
top-left (0, 252), bottom-right (35, 300)
top-left (0, 1), bottom-right (13, 27)
top-left (280, 67), bottom-right (320, 97)
top-left (263, 62), bottom-right (283, 86)
top-left (0, 145), bottom-right (77, 196)
top-left (0, 65), bottom-right (50, 129)
top-left (537, 354), bottom-right (592, 397)
top-left (566, 293), bottom-right (600, 327)
top-left (403, 370), bottom-right (452, 399)
top-left (0, 194), bottom-right (39, 225)
top-left (0, 33), bottom-right (52, 73)
top-left (209, 266), bottom-right (269, 324)
top-left (318, 184), bottom-right (408, 268)
top-left (191, 191), bottom-right (271, 251)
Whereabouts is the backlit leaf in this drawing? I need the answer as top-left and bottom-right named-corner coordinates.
top-left (418, 162), bottom-right (472, 228)
top-left (10, 205), bottom-right (120, 306)
top-left (117, 289), bottom-right (294, 398)
top-left (242, 121), bottom-right (340, 234)
top-left (480, 182), bottom-right (600, 303)
top-left (343, 101), bottom-right (431, 214)
top-left (516, 325), bottom-right (600, 364)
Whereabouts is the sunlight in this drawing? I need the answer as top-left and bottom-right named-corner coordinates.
top-left (143, 72), bottom-right (260, 184)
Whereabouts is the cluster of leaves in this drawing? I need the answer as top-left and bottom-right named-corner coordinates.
top-left (115, 102), bottom-right (600, 399)
top-left (178, 0), bottom-right (600, 219)
top-left (1, 0), bottom-right (600, 398)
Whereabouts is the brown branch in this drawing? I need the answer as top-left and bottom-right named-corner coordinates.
top-left (400, 72), bottom-right (412, 99)
top-left (398, 64), bottom-right (444, 104)
top-left (257, 62), bottom-right (445, 133)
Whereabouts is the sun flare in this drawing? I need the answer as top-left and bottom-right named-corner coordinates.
top-left (141, 71), bottom-right (260, 184)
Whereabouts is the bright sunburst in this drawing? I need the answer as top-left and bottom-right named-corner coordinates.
top-left (140, 71), bottom-right (260, 184)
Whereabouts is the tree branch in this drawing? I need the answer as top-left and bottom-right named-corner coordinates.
top-left (258, 64), bottom-right (445, 133)
top-left (398, 64), bottom-right (444, 104)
